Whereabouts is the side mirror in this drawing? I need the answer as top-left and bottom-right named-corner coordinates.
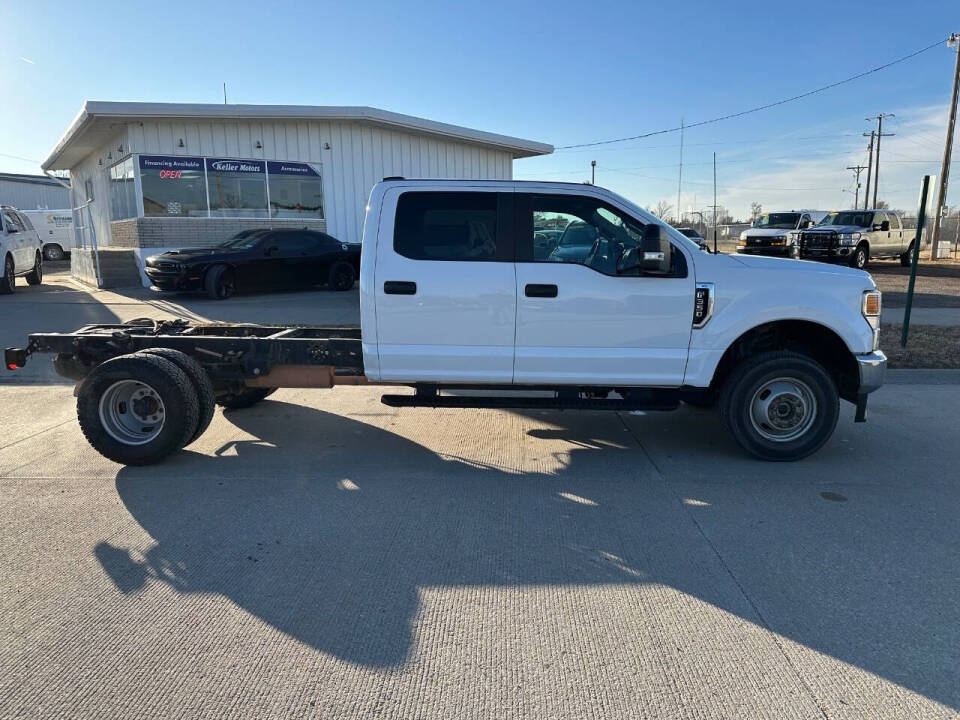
top-left (880, 220), bottom-right (890, 231)
top-left (800, 220), bottom-right (811, 229)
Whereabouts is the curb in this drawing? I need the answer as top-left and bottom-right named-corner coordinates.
top-left (886, 369), bottom-right (960, 385)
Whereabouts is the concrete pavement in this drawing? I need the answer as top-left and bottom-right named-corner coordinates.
top-left (1, 381), bottom-right (958, 719)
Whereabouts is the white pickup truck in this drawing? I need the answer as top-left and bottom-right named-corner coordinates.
top-left (6, 180), bottom-right (887, 464)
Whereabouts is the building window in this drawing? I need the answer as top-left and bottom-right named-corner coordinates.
top-left (206, 158), bottom-right (268, 218)
top-left (140, 155), bottom-right (208, 217)
top-left (108, 157), bottom-right (136, 220)
top-left (267, 162), bottom-right (324, 218)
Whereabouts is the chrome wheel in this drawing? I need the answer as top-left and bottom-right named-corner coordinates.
top-left (44, 245), bottom-right (64, 261)
top-left (748, 377), bottom-right (817, 442)
top-left (98, 380), bottom-right (166, 445)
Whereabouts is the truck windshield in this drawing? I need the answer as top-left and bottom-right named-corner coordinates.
top-left (819, 212), bottom-right (874, 228)
top-left (754, 213), bottom-right (800, 229)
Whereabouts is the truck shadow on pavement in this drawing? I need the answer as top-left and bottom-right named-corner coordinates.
top-left (96, 400), bottom-right (959, 710)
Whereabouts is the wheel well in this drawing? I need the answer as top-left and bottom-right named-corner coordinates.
top-left (710, 321), bottom-right (859, 401)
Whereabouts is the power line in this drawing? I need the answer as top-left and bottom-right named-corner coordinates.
top-left (556, 38), bottom-right (947, 150)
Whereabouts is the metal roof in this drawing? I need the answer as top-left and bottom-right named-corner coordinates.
top-left (0, 172), bottom-right (69, 187)
top-left (43, 101), bottom-right (554, 170)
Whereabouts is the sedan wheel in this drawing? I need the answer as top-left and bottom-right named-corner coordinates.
top-left (26, 253), bottom-right (43, 285)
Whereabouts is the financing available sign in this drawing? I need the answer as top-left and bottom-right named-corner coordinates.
top-left (139, 155), bottom-right (203, 172)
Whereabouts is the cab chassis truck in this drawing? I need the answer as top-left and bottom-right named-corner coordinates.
top-left (5, 179), bottom-right (887, 465)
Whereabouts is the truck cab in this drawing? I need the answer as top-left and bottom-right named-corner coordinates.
top-left (359, 180), bottom-right (886, 460)
top-left (737, 210), bottom-right (826, 258)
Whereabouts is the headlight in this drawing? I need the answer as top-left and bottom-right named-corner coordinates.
top-left (770, 238), bottom-right (786, 246)
top-left (739, 232), bottom-right (747, 241)
top-left (840, 232), bottom-right (862, 245)
top-left (863, 290), bottom-right (881, 349)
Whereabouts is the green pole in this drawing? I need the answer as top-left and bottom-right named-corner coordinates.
top-left (901, 175), bottom-right (932, 347)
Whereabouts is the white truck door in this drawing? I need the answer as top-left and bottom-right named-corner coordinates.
top-left (373, 187), bottom-right (517, 383)
top-left (513, 191), bottom-right (694, 386)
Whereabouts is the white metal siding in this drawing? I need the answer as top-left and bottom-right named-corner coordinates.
top-left (125, 119), bottom-right (513, 244)
top-left (69, 129), bottom-right (128, 248)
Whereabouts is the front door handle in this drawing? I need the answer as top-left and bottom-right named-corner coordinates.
top-left (384, 280), bottom-right (417, 295)
top-left (525, 283), bottom-right (558, 298)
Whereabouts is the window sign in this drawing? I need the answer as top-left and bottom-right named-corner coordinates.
top-left (139, 155), bottom-right (208, 217)
top-left (267, 161), bottom-right (324, 218)
top-left (206, 158), bottom-right (268, 218)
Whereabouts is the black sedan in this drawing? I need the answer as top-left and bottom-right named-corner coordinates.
top-left (144, 229), bottom-right (360, 299)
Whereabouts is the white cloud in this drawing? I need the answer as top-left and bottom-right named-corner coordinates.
top-left (19, 56), bottom-right (36, 65)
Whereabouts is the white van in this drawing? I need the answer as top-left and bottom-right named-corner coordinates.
top-left (21, 209), bottom-right (74, 260)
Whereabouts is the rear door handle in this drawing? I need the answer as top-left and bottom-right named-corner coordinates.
top-left (384, 281), bottom-right (417, 295)
top-left (525, 283), bottom-right (558, 298)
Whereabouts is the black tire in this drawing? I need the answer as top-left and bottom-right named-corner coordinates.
top-left (849, 243), bottom-right (868, 269)
top-left (718, 350), bottom-right (839, 461)
top-left (25, 253), bottom-right (42, 285)
top-left (205, 264), bottom-right (235, 300)
top-left (76, 354), bottom-right (200, 466)
top-left (0, 254), bottom-right (15, 294)
top-left (327, 261), bottom-right (356, 291)
top-left (44, 244), bottom-right (65, 261)
top-left (216, 387), bottom-right (276, 409)
top-left (900, 242), bottom-right (913, 267)
top-left (136, 349), bottom-right (215, 445)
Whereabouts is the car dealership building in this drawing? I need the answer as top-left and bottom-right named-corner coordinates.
top-left (42, 101), bottom-right (552, 286)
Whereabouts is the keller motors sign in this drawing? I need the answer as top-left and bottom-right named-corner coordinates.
top-left (206, 158), bottom-right (265, 174)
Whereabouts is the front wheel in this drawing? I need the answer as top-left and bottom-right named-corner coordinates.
top-left (205, 264), bottom-right (235, 299)
top-left (849, 243), bottom-right (868, 269)
top-left (26, 253), bottom-right (42, 285)
top-left (719, 351), bottom-right (839, 461)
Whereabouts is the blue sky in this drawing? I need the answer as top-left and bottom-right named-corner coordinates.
top-left (1, 0), bottom-right (957, 219)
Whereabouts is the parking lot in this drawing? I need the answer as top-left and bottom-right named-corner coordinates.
top-left (1, 264), bottom-right (959, 719)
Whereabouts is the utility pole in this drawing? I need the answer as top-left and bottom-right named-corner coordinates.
top-left (223, 82), bottom-right (228, 104)
top-left (713, 152), bottom-right (718, 253)
top-left (930, 32), bottom-right (960, 260)
top-left (676, 118), bottom-right (684, 225)
top-left (866, 113), bottom-right (895, 208)
top-left (863, 131), bottom-right (875, 209)
top-left (591, 160), bottom-right (596, 185)
top-left (847, 164), bottom-right (868, 209)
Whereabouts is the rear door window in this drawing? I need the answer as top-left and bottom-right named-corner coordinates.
top-left (394, 191), bottom-right (511, 261)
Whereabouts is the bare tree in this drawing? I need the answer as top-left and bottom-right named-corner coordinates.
top-left (647, 200), bottom-right (673, 220)
top-left (750, 202), bottom-right (763, 220)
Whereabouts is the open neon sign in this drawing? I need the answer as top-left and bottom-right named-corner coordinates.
top-left (159, 170), bottom-right (183, 179)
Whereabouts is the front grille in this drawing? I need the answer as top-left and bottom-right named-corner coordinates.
top-left (801, 232), bottom-right (837, 249)
top-left (152, 262), bottom-right (181, 272)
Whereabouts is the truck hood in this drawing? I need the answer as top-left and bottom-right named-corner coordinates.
top-left (730, 253), bottom-right (872, 280)
top-left (744, 228), bottom-right (793, 237)
top-left (803, 225), bottom-right (866, 234)
top-left (146, 247), bottom-right (244, 265)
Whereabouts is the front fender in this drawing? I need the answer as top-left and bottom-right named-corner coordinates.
top-left (683, 283), bottom-right (875, 388)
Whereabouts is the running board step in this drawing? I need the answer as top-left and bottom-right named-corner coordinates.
top-left (380, 394), bottom-right (679, 411)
